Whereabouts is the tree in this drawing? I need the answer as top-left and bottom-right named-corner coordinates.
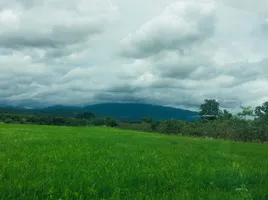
top-left (93, 118), bottom-right (106, 126)
top-left (219, 109), bottom-right (233, 120)
top-left (151, 120), bottom-right (160, 131)
top-left (75, 112), bottom-right (95, 120)
top-left (199, 99), bottom-right (220, 120)
top-left (105, 117), bottom-right (118, 127)
top-left (51, 117), bottom-right (66, 125)
top-left (237, 106), bottom-right (254, 120)
top-left (254, 101), bottom-right (268, 121)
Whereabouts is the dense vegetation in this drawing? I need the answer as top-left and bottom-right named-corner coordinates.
top-left (1, 100), bottom-right (268, 143)
top-left (1, 124), bottom-right (267, 200)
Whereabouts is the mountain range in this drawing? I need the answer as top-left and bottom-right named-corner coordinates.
top-left (0, 103), bottom-right (199, 122)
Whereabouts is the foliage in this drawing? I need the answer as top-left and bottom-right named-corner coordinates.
top-left (118, 121), bottom-right (152, 132)
top-left (1, 100), bottom-right (268, 143)
top-left (153, 120), bottom-right (183, 135)
top-left (199, 99), bottom-right (220, 117)
top-left (75, 112), bottom-right (95, 120)
top-left (105, 117), bottom-right (118, 127)
top-left (237, 106), bottom-right (254, 119)
top-left (92, 118), bottom-right (106, 126)
top-left (219, 109), bottom-right (233, 120)
top-left (255, 102), bottom-right (268, 121)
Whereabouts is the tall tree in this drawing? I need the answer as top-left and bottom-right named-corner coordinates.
top-left (237, 106), bottom-right (254, 119)
top-left (254, 101), bottom-right (268, 121)
top-left (219, 109), bottom-right (233, 120)
top-left (199, 99), bottom-right (220, 117)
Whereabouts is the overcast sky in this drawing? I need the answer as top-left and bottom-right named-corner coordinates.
top-left (0, 0), bottom-right (268, 111)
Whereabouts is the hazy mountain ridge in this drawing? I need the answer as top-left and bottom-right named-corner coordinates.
top-left (0, 103), bottom-right (198, 121)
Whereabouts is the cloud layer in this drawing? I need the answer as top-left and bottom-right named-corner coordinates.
top-left (0, 0), bottom-right (268, 111)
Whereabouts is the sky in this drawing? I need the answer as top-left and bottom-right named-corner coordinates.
top-left (0, 0), bottom-right (268, 112)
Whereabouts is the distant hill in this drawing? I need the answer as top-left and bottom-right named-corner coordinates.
top-left (0, 103), bottom-right (198, 122)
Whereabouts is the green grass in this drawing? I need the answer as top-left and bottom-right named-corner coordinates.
top-left (0, 124), bottom-right (268, 200)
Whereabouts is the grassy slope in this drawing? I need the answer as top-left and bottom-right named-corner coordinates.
top-left (0, 124), bottom-right (268, 200)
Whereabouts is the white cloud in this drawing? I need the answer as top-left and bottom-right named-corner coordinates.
top-left (117, 0), bottom-right (268, 110)
top-left (120, 0), bottom-right (216, 58)
top-left (0, 0), bottom-right (268, 111)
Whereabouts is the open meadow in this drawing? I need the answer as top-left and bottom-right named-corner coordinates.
top-left (0, 124), bottom-right (268, 200)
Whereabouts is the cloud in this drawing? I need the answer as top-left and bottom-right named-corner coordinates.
top-left (0, 0), bottom-right (118, 60)
top-left (0, 0), bottom-right (268, 112)
top-left (120, 0), bottom-right (216, 58)
top-left (116, 0), bottom-right (268, 110)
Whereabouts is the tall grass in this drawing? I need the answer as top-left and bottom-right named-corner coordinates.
top-left (0, 124), bottom-right (268, 199)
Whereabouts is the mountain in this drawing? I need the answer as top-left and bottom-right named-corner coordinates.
top-left (83, 103), bottom-right (198, 121)
top-left (0, 103), bottom-right (198, 121)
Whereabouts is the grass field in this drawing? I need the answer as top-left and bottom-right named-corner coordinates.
top-left (0, 124), bottom-right (268, 200)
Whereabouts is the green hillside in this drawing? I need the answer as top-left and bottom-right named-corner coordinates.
top-left (0, 124), bottom-right (268, 200)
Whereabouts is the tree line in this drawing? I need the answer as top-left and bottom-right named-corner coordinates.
top-left (146, 99), bottom-right (268, 143)
top-left (1, 99), bottom-right (268, 143)
top-left (0, 112), bottom-right (118, 127)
